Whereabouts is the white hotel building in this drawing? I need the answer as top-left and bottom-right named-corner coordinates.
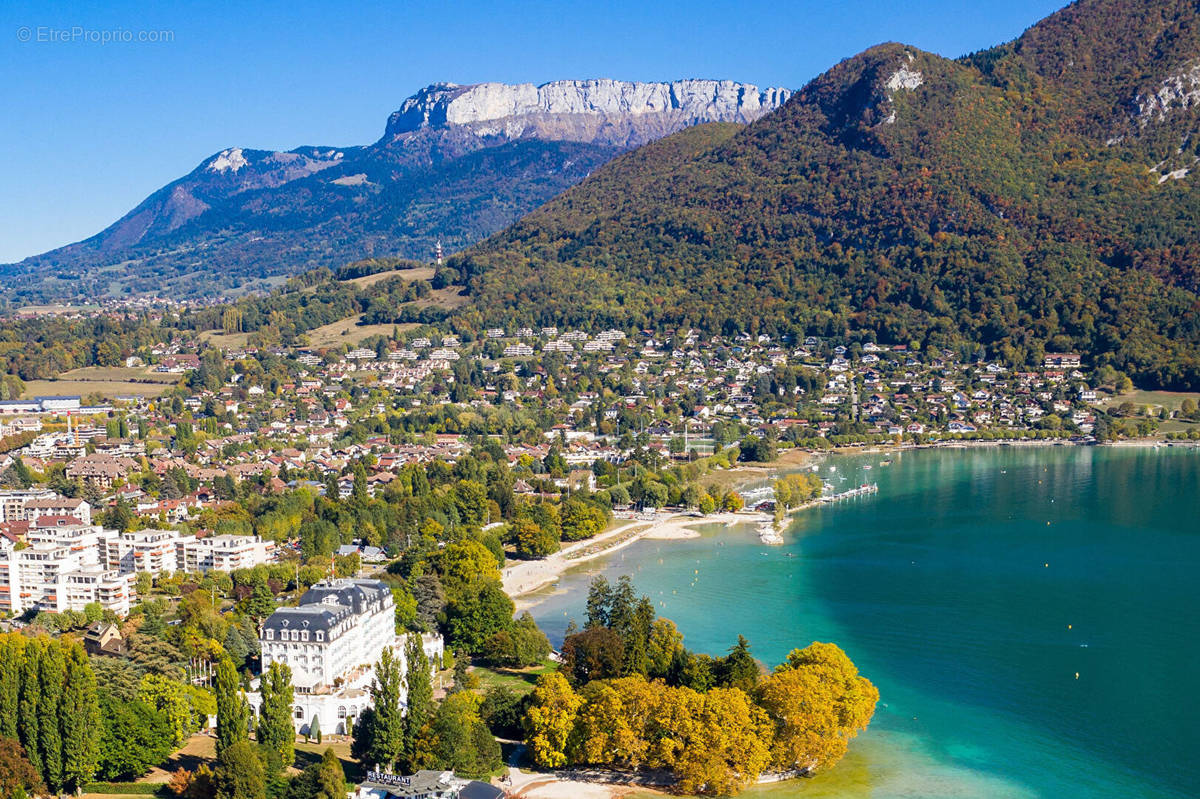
top-left (251, 579), bottom-right (443, 735)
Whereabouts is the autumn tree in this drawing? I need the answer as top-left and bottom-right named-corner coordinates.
top-left (0, 738), bottom-right (44, 799)
top-left (523, 673), bottom-right (582, 768)
top-left (756, 642), bottom-right (879, 774)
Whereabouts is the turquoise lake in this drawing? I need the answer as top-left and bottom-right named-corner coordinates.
top-left (524, 446), bottom-right (1200, 798)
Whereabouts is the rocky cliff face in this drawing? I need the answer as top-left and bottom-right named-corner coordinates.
top-left (384, 79), bottom-right (792, 147)
top-left (5, 77), bottom-right (792, 301)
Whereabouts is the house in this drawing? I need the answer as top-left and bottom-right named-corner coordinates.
top-left (83, 622), bottom-right (125, 656)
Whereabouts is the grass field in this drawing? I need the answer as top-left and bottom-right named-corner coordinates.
top-left (199, 329), bottom-right (251, 348)
top-left (304, 315), bottom-right (419, 348)
top-left (22, 366), bottom-right (181, 399)
top-left (471, 658), bottom-right (559, 695)
top-left (345, 266), bottom-right (436, 288)
top-left (1101, 390), bottom-right (1200, 412)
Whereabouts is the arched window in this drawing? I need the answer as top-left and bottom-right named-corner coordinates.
top-left (338, 706), bottom-right (346, 719)
top-left (294, 706), bottom-right (304, 719)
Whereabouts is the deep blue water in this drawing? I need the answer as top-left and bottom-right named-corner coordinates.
top-left (526, 446), bottom-right (1200, 798)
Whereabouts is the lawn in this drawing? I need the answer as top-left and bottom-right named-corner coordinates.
top-left (304, 315), bottom-right (417, 348)
top-left (1101, 390), bottom-right (1200, 412)
top-left (344, 266), bottom-right (436, 288)
top-left (470, 658), bottom-right (559, 695)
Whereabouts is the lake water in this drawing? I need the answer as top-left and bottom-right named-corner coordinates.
top-left (525, 445), bottom-right (1200, 798)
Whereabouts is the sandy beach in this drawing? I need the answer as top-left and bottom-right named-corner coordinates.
top-left (502, 510), bottom-right (768, 602)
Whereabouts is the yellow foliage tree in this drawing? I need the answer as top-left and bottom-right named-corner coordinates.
top-left (524, 673), bottom-right (582, 769)
top-left (757, 642), bottom-right (878, 774)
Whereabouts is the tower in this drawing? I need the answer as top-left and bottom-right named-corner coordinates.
top-left (434, 240), bottom-right (443, 266)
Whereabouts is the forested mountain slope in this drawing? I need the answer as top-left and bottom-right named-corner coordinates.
top-left (452, 0), bottom-right (1200, 388)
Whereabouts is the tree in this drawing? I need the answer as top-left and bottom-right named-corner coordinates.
top-left (59, 643), bottom-right (100, 791)
top-left (213, 740), bottom-right (265, 799)
top-left (36, 638), bottom-right (64, 791)
top-left (479, 687), bottom-right (527, 739)
top-left (313, 748), bottom-right (345, 799)
top-left (308, 715), bottom-right (321, 745)
top-left (0, 738), bottom-right (44, 799)
top-left (513, 518), bottom-right (559, 559)
top-left (257, 662), bottom-right (294, 773)
top-left (16, 639), bottom-right (41, 778)
top-left (523, 673), bottom-right (582, 769)
top-left (401, 635), bottom-right (432, 772)
top-left (96, 694), bottom-right (174, 781)
top-left (756, 642), bottom-right (878, 774)
top-left (282, 747), bottom-right (343, 799)
top-left (0, 637), bottom-right (24, 740)
top-left (442, 579), bottom-right (515, 654)
top-left (139, 674), bottom-right (199, 748)
top-left (214, 658), bottom-right (249, 757)
top-left (585, 575), bottom-right (613, 630)
top-left (646, 619), bottom-right (684, 680)
top-left (561, 627), bottom-right (624, 686)
top-left (354, 648), bottom-right (403, 770)
top-left (411, 691), bottom-right (500, 778)
top-left (668, 687), bottom-right (773, 796)
top-left (716, 635), bottom-right (759, 693)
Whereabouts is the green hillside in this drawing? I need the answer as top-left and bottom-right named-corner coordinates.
top-left (451, 0), bottom-right (1200, 388)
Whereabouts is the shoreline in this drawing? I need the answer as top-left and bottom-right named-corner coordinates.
top-left (503, 510), bottom-right (769, 607)
top-left (504, 437), bottom-right (1190, 604)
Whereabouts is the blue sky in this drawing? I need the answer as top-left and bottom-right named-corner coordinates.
top-left (0, 0), bottom-right (1067, 264)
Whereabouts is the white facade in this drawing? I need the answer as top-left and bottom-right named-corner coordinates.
top-left (0, 522), bottom-right (134, 616)
top-left (178, 533), bottom-right (276, 573)
top-left (251, 579), bottom-right (443, 735)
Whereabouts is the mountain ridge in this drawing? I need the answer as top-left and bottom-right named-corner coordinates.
top-left (2, 78), bottom-right (789, 303)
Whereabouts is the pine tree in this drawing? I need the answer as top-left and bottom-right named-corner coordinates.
top-left (400, 635), bottom-right (432, 772)
top-left (59, 642), bottom-right (100, 791)
top-left (215, 657), bottom-right (249, 757)
top-left (36, 639), bottom-right (64, 791)
top-left (257, 662), bottom-right (294, 773)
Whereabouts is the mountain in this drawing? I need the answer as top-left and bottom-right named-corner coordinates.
top-left (3, 79), bottom-right (790, 303)
top-left (452, 0), bottom-right (1200, 389)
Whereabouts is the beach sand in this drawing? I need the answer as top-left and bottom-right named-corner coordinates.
top-left (502, 511), bottom-right (766, 602)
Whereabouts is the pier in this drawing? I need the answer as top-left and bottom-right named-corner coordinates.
top-left (819, 483), bottom-right (879, 503)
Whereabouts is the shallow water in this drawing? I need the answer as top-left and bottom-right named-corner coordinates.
top-left (527, 446), bottom-right (1200, 798)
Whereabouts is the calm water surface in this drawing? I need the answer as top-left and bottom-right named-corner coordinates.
top-left (526, 446), bottom-right (1200, 798)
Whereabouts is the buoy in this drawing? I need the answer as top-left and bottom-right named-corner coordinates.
top-left (1068, 624), bottom-right (1072, 630)
top-left (1044, 563), bottom-right (1049, 568)
top-left (1075, 672), bottom-right (1080, 680)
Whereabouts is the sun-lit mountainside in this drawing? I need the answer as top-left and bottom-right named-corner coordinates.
top-left (450, 0), bottom-right (1200, 389)
top-left (0, 79), bottom-right (788, 304)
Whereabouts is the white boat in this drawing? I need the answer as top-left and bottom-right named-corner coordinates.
top-left (862, 464), bottom-right (872, 470)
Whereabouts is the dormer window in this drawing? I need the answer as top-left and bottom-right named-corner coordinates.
top-left (266, 630), bottom-right (274, 640)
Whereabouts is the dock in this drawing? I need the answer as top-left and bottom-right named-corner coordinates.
top-left (818, 483), bottom-right (879, 503)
